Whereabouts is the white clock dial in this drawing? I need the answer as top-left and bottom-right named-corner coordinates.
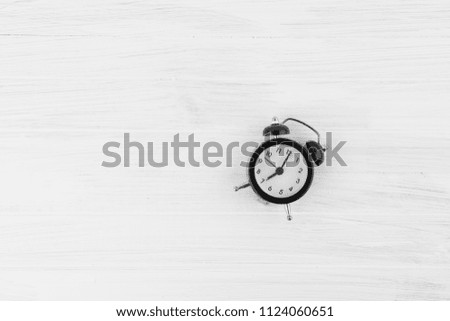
top-left (254, 143), bottom-right (309, 199)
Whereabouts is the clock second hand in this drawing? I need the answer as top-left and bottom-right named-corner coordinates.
top-left (265, 172), bottom-right (278, 181)
top-left (264, 150), bottom-right (292, 182)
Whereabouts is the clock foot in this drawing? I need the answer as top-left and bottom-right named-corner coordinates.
top-left (285, 203), bottom-right (292, 221)
top-left (234, 182), bottom-right (250, 191)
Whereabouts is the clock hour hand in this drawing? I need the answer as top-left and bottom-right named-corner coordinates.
top-left (264, 156), bottom-right (276, 167)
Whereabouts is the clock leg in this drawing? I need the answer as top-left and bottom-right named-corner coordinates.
top-left (285, 203), bottom-right (292, 221)
top-left (234, 182), bottom-right (250, 191)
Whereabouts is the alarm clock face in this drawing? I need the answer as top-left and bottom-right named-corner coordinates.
top-left (248, 138), bottom-right (313, 204)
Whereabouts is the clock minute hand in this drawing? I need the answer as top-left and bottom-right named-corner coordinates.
top-left (281, 150), bottom-right (292, 168)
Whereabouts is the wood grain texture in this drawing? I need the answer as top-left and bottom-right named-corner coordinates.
top-left (0, 0), bottom-right (449, 300)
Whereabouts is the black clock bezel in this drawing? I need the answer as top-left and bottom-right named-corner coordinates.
top-left (248, 138), bottom-right (314, 204)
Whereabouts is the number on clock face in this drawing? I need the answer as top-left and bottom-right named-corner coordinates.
top-left (254, 143), bottom-right (308, 199)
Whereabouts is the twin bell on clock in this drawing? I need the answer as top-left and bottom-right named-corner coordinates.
top-left (234, 116), bottom-right (326, 221)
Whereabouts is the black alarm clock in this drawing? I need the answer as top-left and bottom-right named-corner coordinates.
top-left (235, 117), bottom-right (326, 220)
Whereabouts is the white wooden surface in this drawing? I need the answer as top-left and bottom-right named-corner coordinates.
top-left (0, 0), bottom-right (449, 300)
